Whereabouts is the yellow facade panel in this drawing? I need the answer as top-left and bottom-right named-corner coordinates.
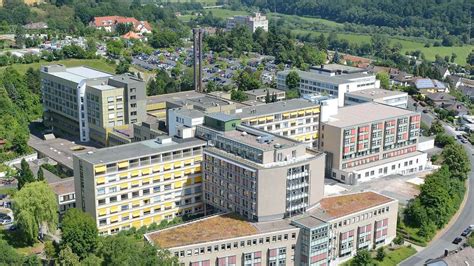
top-left (298, 111), bottom-right (305, 115)
top-left (265, 116), bottom-right (274, 120)
top-left (163, 202), bottom-right (173, 208)
top-left (142, 178), bottom-right (151, 184)
top-left (96, 177), bottom-right (106, 185)
top-left (117, 161), bottom-right (129, 168)
top-left (174, 181), bottom-right (183, 188)
top-left (249, 118), bottom-right (258, 123)
top-left (184, 159), bottom-right (193, 165)
top-left (313, 133), bottom-right (318, 139)
top-left (174, 162), bottom-right (182, 168)
top-left (258, 117), bottom-right (266, 122)
top-left (194, 166), bottom-right (201, 172)
top-left (120, 183), bottom-right (128, 189)
top-left (98, 209), bottom-right (107, 216)
top-left (131, 180), bottom-right (140, 186)
top-left (110, 216), bottom-right (119, 222)
top-left (194, 176), bottom-right (202, 183)
top-left (152, 166), bottom-right (161, 172)
top-left (184, 169), bottom-right (192, 174)
top-left (163, 173), bottom-right (172, 180)
top-left (94, 165), bottom-right (106, 174)
top-left (141, 169), bottom-right (150, 176)
top-left (174, 171), bottom-right (183, 178)
top-left (110, 206), bottom-right (119, 213)
top-left (132, 200), bottom-right (140, 207)
top-left (283, 112), bottom-right (290, 117)
top-left (130, 170), bottom-right (139, 177)
top-left (119, 172), bottom-right (128, 179)
top-left (290, 111), bottom-right (298, 116)
top-left (312, 107), bottom-right (320, 113)
top-left (143, 217), bottom-right (152, 225)
top-left (132, 211), bottom-right (141, 218)
top-left (153, 175), bottom-right (161, 182)
top-left (164, 163), bottom-right (172, 170)
top-left (132, 221), bottom-right (141, 228)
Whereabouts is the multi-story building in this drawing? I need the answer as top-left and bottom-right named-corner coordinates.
top-left (277, 65), bottom-right (380, 107)
top-left (226, 12), bottom-right (268, 32)
top-left (73, 136), bottom-right (206, 235)
top-left (293, 191), bottom-right (398, 265)
top-left (168, 97), bottom-right (321, 146)
top-left (195, 114), bottom-right (326, 222)
top-left (233, 99), bottom-right (321, 145)
top-left (344, 88), bottom-right (408, 109)
top-left (144, 191), bottom-right (398, 266)
top-left (320, 102), bottom-right (426, 184)
top-left (41, 65), bottom-right (146, 145)
top-left (48, 177), bottom-right (76, 216)
top-left (244, 88), bottom-right (286, 103)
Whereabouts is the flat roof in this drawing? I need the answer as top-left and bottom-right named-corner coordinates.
top-left (173, 108), bottom-right (205, 119)
top-left (75, 138), bottom-right (206, 165)
top-left (324, 102), bottom-right (416, 128)
top-left (89, 84), bottom-right (118, 91)
top-left (345, 88), bottom-right (407, 100)
top-left (49, 177), bottom-right (75, 195)
top-left (244, 88), bottom-right (285, 97)
top-left (317, 191), bottom-right (395, 219)
top-left (234, 99), bottom-right (318, 119)
top-left (48, 66), bottom-right (112, 83)
top-left (147, 91), bottom-right (205, 105)
top-left (292, 215), bottom-right (327, 228)
top-left (310, 64), bottom-right (365, 73)
top-left (223, 128), bottom-right (297, 151)
top-left (146, 214), bottom-right (259, 249)
top-left (278, 70), bottom-right (374, 85)
top-left (28, 135), bottom-right (97, 170)
top-left (206, 112), bottom-right (239, 122)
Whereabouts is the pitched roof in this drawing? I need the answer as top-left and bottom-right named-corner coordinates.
top-left (121, 31), bottom-right (143, 40)
top-left (92, 16), bottom-right (152, 32)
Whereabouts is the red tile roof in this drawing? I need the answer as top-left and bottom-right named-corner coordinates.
top-left (92, 16), bottom-right (152, 32)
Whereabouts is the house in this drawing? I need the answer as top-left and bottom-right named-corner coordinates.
top-left (437, 66), bottom-right (451, 80)
top-left (424, 92), bottom-right (455, 107)
top-left (414, 78), bottom-right (449, 94)
top-left (342, 54), bottom-right (372, 68)
top-left (121, 31), bottom-right (144, 40)
top-left (459, 85), bottom-right (474, 101)
top-left (450, 75), bottom-right (474, 89)
top-left (90, 16), bottom-right (152, 34)
top-left (445, 103), bottom-right (468, 116)
top-left (391, 71), bottom-right (414, 87)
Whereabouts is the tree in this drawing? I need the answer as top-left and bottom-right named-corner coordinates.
top-left (98, 234), bottom-right (177, 265)
top-left (81, 255), bottom-right (103, 266)
top-left (285, 71), bottom-right (300, 90)
top-left (352, 249), bottom-right (373, 266)
top-left (13, 181), bottom-right (58, 244)
top-left (286, 89), bottom-right (300, 99)
top-left (0, 239), bottom-right (24, 265)
top-left (61, 208), bottom-right (99, 259)
top-left (149, 28), bottom-right (181, 49)
top-left (332, 50), bottom-right (340, 63)
top-left (429, 120), bottom-right (444, 135)
top-left (265, 90), bottom-right (271, 103)
top-left (231, 90), bottom-right (248, 102)
top-left (17, 158), bottom-right (35, 190)
top-left (442, 143), bottom-right (471, 180)
top-left (115, 23), bottom-right (133, 35)
top-left (37, 167), bottom-right (44, 181)
top-left (14, 26), bottom-right (26, 49)
top-left (376, 72), bottom-right (390, 89)
top-left (234, 68), bottom-right (261, 91)
top-left (450, 53), bottom-right (457, 63)
top-left (376, 247), bottom-right (386, 261)
top-left (116, 60), bottom-right (130, 74)
top-left (467, 50), bottom-right (474, 66)
top-left (57, 246), bottom-right (80, 266)
top-left (44, 241), bottom-right (58, 263)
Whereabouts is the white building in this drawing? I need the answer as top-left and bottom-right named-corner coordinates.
top-left (344, 88), bottom-right (408, 108)
top-left (226, 13), bottom-right (268, 32)
top-left (277, 65), bottom-right (380, 107)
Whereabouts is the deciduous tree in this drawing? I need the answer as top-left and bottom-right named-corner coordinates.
top-left (61, 208), bottom-right (99, 259)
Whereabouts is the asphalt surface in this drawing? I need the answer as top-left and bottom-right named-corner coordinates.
top-left (400, 115), bottom-right (474, 265)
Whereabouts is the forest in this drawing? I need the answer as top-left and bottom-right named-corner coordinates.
top-left (239, 0), bottom-right (472, 42)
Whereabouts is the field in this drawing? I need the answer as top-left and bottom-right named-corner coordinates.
top-left (293, 29), bottom-right (472, 65)
top-left (0, 59), bottom-right (116, 75)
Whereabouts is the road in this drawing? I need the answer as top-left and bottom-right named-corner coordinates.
top-left (400, 117), bottom-right (474, 265)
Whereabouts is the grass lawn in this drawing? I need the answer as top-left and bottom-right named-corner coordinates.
top-left (0, 187), bottom-right (17, 196)
top-left (293, 30), bottom-right (471, 65)
top-left (0, 59), bottom-right (116, 75)
top-left (378, 246), bottom-right (417, 266)
top-left (342, 246), bottom-right (417, 266)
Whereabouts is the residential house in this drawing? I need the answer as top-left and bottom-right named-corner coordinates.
top-left (414, 78), bottom-right (449, 94)
top-left (90, 16), bottom-right (152, 34)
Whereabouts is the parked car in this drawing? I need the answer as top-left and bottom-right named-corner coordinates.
top-left (0, 194), bottom-right (6, 200)
top-left (453, 237), bottom-right (463, 244)
top-left (422, 109), bottom-right (429, 113)
top-left (462, 228), bottom-right (472, 237)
